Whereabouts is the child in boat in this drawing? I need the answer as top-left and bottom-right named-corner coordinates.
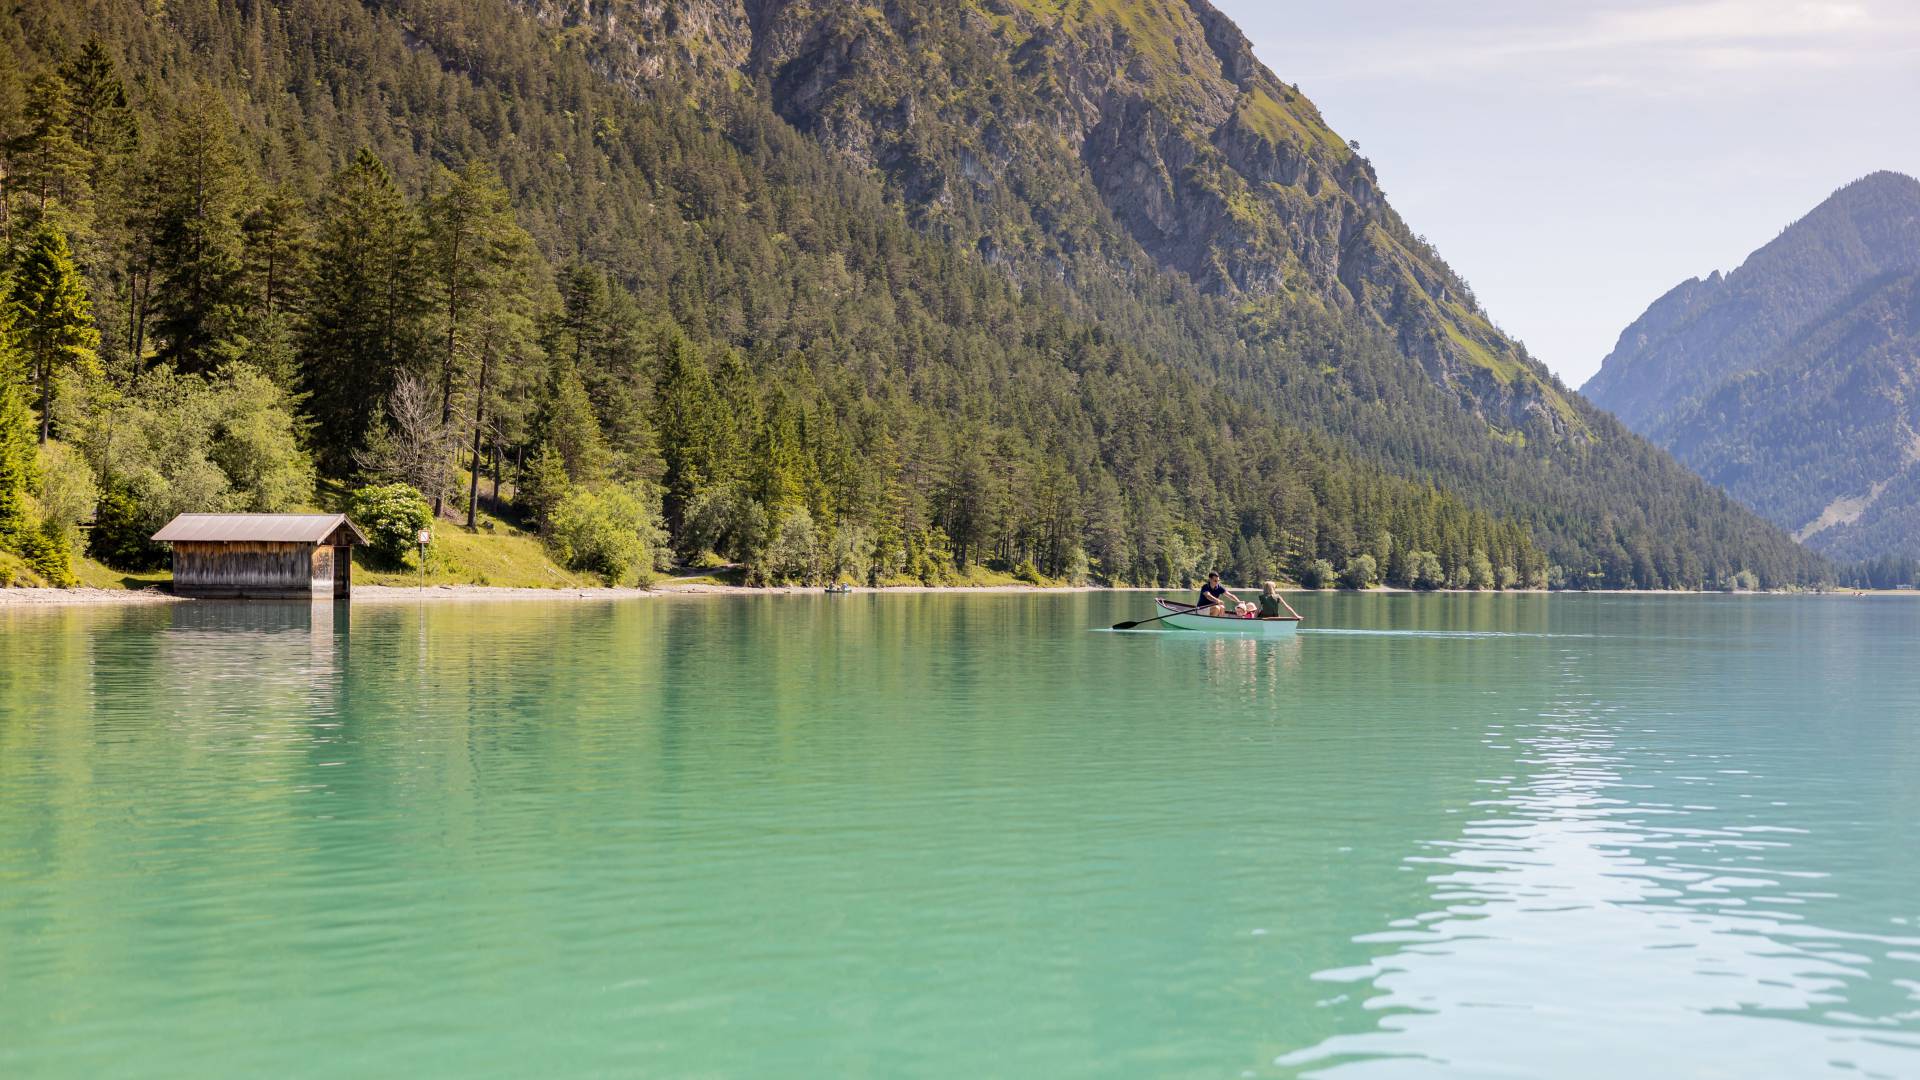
top-left (1258, 581), bottom-right (1284, 619)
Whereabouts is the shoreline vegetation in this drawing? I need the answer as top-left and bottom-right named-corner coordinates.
top-left (1, 578), bottom-right (1896, 608)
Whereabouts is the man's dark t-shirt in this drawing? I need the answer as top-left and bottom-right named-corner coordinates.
top-left (1198, 582), bottom-right (1227, 607)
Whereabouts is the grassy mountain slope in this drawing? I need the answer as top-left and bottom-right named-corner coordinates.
top-left (2, 0), bottom-right (1828, 588)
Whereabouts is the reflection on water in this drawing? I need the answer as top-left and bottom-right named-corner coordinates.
top-left (1280, 637), bottom-right (1920, 1078)
top-left (1, 593), bottom-right (1918, 1078)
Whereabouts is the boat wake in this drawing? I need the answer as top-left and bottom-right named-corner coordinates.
top-left (1299, 628), bottom-right (1575, 639)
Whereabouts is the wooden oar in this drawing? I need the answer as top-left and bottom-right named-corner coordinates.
top-left (1111, 602), bottom-right (1202, 631)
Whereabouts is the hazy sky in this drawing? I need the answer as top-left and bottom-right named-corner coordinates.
top-left (1211, 0), bottom-right (1920, 386)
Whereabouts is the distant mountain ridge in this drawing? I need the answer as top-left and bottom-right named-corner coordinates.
top-left (1584, 172), bottom-right (1920, 430)
top-left (1583, 172), bottom-right (1920, 559)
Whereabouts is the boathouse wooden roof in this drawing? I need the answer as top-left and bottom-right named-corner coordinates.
top-left (152, 513), bottom-right (369, 546)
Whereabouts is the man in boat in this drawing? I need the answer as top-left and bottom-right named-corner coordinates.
top-left (1197, 572), bottom-right (1240, 616)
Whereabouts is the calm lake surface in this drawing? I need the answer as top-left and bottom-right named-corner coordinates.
top-left (2, 592), bottom-right (1917, 1077)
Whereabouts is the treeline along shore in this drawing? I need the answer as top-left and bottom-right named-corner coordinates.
top-left (0, 1), bottom-right (1830, 595)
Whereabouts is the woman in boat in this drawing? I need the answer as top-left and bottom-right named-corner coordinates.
top-left (1198, 572), bottom-right (1239, 616)
top-left (1258, 581), bottom-right (1285, 620)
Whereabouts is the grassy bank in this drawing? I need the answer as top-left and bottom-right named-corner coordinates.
top-left (351, 514), bottom-right (598, 589)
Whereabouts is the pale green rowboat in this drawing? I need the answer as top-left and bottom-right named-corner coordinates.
top-left (1152, 598), bottom-right (1302, 636)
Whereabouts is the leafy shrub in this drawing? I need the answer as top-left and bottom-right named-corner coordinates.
top-left (35, 442), bottom-right (97, 552)
top-left (1410, 550), bottom-right (1446, 590)
top-left (88, 487), bottom-right (168, 570)
top-left (825, 522), bottom-right (875, 585)
top-left (347, 483), bottom-right (433, 566)
top-left (1297, 558), bottom-right (1337, 589)
top-left (1339, 554), bottom-right (1378, 590)
top-left (85, 367), bottom-right (315, 565)
top-left (759, 507), bottom-right (819, 586)
top-left (548, 485), bottom-right (664, 585)
top-left (1469, 552), bottom-right (1496, 590)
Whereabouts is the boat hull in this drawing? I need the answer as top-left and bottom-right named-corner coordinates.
top-left (1152, 599), bottom-right (1301, 636)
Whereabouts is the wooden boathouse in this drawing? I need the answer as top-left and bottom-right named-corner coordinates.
top-left (151, 514), bottom-right (369, 599)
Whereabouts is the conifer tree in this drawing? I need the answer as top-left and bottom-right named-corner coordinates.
top-left (424, 162), bottom-right (525, 422)
top-left (8, 225), bottom-right (99, 443)
top-left (5, 73), bottom-right (91, 240)
top-left (59, 37), bottom-right (137, 193)
top-left (240, 184), bottom-right (310, 387)
top-left (145, 93), bottom-right (251, 372)
top-left (654, 330), bottom-right (728, 535)
top-left (0, 298), bottom-right (36, 547)
top-left (537, 363), bottom-right (612, 487)
top-left (301, 150), bottom-right (424, 471)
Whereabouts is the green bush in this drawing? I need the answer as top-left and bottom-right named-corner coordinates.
top-left (1339, 554), bottom-right (1378, 590)
top-left (18, 521), bottom-right (75, 587)
top-left (1297, 558), bottom-right (1337, 589)
top-left (347, 483), bottom-right (433, 566)
top-left (1469, 551), bottom-right (1496, 590)
top-left (759, 507), bottom-right (818, 586)
top-left (1410, 550), bottom-right (1446, 590)
top-left (547, 485), bottom-right (664, 585)
top-left (88, 487), bottom-right (169, 570)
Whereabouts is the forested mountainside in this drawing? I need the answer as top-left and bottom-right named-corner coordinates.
top-left (0, 0), bottom-right (1825, 590)
top-left (1584, 173), bottom-right (1920, 560)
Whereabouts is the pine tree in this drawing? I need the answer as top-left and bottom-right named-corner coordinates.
top-left (653, 330), bottom-right (727, 535)
top-left (424, 162), bottom-right (524, 422)
top-left (422, 161), bottom-right (542, 522)
top-left (8, 225), bottom-right (100, 443)
top-left (240, 184), bottom-right (309, 387)
top-left (5, 72), bottom-right (91, 241)
top-left (537, 363), bottom-right (612, 487)
top-left (145, 93), bottom-right (251, 372)
top-left (59, 37), bottom-right (137, 193)
top-left (0, 298), bottom-right (36, 547)
top-left (301, 150), bottom-right (424, 471)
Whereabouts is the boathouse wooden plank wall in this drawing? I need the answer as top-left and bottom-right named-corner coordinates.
top-left (151, 515), bottom-right (365, 600)
top-left (169, 541), bottom-right (335, 599)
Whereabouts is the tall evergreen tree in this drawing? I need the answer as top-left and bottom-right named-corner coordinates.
top-left (239, 184), bottom-right (310, 387)
top-left (424, 162), bottom-right (527, 422)
top-left (59, 37), bottom-right (137, 194)
top-left (4, 72), bottom-right (91, 242)
top-left (0, 297), bottom-right (35, 546)
top-left (301, 150), bottom-right (423, 472)
top-left (8, 224), bottom-right (99, 443)
top-left (422, 162), bottom-right (542, 523)
top-left (145, 93), bottom-right (251, 372)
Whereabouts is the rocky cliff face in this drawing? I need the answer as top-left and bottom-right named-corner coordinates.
top-left (1584, 172), bottom-right (1920, 559)
top-left (517, 0), bottom-right (1582, 442)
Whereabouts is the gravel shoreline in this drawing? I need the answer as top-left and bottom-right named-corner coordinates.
top-left (0, 582), bottom-right (1137, 607)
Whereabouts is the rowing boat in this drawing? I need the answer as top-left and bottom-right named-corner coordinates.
top-left (1152, 598), bottom-right (1301, 636)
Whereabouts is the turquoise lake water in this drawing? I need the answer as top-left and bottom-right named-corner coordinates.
top-left (1, 592), bottom-right (1917, 1077)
